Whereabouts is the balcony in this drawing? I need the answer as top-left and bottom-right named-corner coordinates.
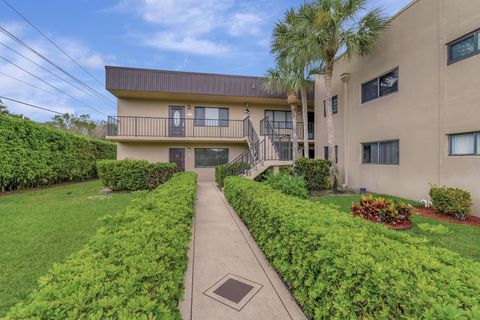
top-left (107, 116), bottom-right (248, 142)
top-left (259, 119), bottom-right (314, 140)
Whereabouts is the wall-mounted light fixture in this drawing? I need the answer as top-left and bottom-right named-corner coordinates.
top-left (187, 147), bottom-right (191, 152)
top-left (186, 104), bottom-right (193, 117)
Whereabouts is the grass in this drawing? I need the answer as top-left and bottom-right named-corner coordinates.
top-left (312, 194), bottom-right (480, 261)
top-left (0, 180), bottom-right (139, 316)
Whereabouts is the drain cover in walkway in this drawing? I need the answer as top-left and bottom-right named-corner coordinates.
top-left (204, 274), bottom-right (263, 311)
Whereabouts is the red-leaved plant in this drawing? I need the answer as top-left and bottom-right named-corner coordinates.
top-left (351, 194), bottom-right (413, 225)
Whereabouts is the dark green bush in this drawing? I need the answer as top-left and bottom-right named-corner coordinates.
top-left (0, 114), bottom-right (115, 192)
top-left (430, 185), bottom-right (472, 221)
top-left (6, 172), bottom-right (197, 319)
top-left (215, 162), bottom-right (249, 187)
top-left (224, 177), bottom-right (480, 319)
top-left (97, 159), bottom-right (176, 191)
top-left (293, 157), bottom-right (331, 191)
top-left (264, 172), bottom-right (308, 199)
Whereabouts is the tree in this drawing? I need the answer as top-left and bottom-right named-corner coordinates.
top-left (45, 113), bottom-right (107, 139)
top-left (0, 99), bottom-right (10, 115)
top-left (263, 62), bottom-right (304, 161)
top-left (292, 0), bottom-right (388, 185)
top-left (271, 8), bottom-right (319, 158)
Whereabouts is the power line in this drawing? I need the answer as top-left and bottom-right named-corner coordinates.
top-left (0, 95), bottom-right (64, 114)
top-left (1, 0), bottom-right (105, 87)
top-left (0, 55), bottom-right (107, 115)
top-left (0, 26), bottom-right (115, 105)
top-left (0, 70), bottom-right (63, 99)
top-left (0, 40), bottom-right (111, 105)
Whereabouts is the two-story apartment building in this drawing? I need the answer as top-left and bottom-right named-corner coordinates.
top-left (105, 67), bottom-right (314, 181)
top-left (315, 0), bottom-right (480, 215)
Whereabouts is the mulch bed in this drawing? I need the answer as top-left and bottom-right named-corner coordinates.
top-left (415, 207), bottom-right (480, 227)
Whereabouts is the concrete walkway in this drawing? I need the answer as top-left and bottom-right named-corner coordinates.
top-left (179, 182), bottom-right (306, 320)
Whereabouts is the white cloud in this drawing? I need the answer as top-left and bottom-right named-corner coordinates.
top-left (0, 21), bottom-right (114, 121)
top-left (228, 13), bottom-right (264, 36)
top-left (115, 0), bottom-right (267, 56)
top-left (144, 32), bottom-right (230, 56)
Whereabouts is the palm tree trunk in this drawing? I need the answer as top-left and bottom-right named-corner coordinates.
top-left (300, 86), bottom-right (309, 158)
top-left (290, 103), bottom-right (299, 161)
top-left (324, 61), bottom-right (337, 188)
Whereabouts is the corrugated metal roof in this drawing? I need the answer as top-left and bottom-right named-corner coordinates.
top-left (106, 66), bottom-right (314, 100)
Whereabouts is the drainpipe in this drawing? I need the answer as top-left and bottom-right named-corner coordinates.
top-left (340, 73), bottom-right (350, 187)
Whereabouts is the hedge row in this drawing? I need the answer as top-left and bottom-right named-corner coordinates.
top-left (0, 114), bottom-right (116, 191)
top-left (6, 172), bottom-right (197, 319)
top-left (224, 177), bottom-right (480, 319)
top-left (97, 159), bottom-right (176, 191)
top-left (293, 157), bottom-right (330, 191)
top-left (215, 162), bottom-right (249, 188)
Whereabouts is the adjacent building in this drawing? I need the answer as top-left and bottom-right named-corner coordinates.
top-left (315, 0), bottom-right (480, 214)
top-left (105, 67), bottom-right (314, 181)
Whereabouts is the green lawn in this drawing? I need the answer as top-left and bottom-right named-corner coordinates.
top-left (312, 194), bottom-right (480, 261)
top-left (0, 181), bottom-right (138, 316)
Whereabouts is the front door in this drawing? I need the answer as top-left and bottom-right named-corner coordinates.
top-left (169, 106), bottom-right (185, 137)
top-left (169, 148), bottom-right (185, 172)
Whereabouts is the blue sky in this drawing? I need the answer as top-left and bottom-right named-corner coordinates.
top-left (0, 0), bottom-right (411, 121)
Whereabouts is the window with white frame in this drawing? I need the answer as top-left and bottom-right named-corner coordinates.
top-left (362, 140), bottom-right (399, 165)
top-left (449, 132), bottom-right (480, 156)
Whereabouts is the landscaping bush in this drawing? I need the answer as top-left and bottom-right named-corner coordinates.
top-left (293, 157), bottom-right (331, 191)
top-left (6, 172), bottom-right (197, 320)
top-left (224, 177), bottom-right (480, 319)
top-left (351, 194), bottom-right (413, 225)
top-left (429, 185), bottom-right (472, 221)
top-left (264, 172), bottom-right (308, 199)
top-left (215, 162), bottom-right (249, 187)
top-left (97, 159), bottom-right (176, 191)
top-left (0, 114), bottom-right (115, 192)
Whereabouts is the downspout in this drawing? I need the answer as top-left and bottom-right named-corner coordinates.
top-left (340, 73), bottom-right (350, 186)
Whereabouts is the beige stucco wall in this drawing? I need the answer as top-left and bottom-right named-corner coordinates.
top-left (117, 141), bottom-right (247, 181)
top-left (315, 0), bottom-right (480, 215)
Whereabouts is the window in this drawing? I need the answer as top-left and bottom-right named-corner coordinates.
top-left (194, 107), bottom-right (229, 127)
top-left (323, 95), bottom-right (338, 117)
top-left (361, 68), bottom-right (398, 103)
top-left (362, 140), bottom-right (399, 165)
top-left (323, 145), bottom-right (338, 163)
top-left (448, 30), bottom-right (480, 64)
top-left (449, 132), bottom-right (480, 155)
top-left (195, 148), bottom-right (229, 167)
top-left (265, 110), bottom-right (292, 128)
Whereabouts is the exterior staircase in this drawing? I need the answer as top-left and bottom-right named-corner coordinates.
top-left (225, 117), bottom-right (294, 179)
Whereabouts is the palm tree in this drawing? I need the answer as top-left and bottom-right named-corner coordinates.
top-left (271, 9), bottom-right (318, 158)
top-left (294, 0), bottom-right (388, 185)
top-left (263, 63), bottom-right (304, 161)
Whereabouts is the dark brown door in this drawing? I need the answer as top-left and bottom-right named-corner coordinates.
top-left (169, 106), bottom-right (185, 137)
top-left (169, 148), bottom-right (185, 172)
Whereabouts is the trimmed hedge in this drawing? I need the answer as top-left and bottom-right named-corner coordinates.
top-left (430, 185), bottom-right (472, 221)
top-left (264, 172), bottom-right (308, 199)
top-left (215, 162), bottom-right (249, 188)
top-left (293, 157), bottom-right (330, 191)
top-left (224, 177), bottom-right (480, 319)
top-left (97, 159), bottom-right (176, 191)
top-left (0, 114), bottom-right (116, 192)
top-left (6, 172), bottom-right (197, 319)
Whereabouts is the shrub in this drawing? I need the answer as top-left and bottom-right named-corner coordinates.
top-left (264, 172), bottom-right (308, 199)
top-left (97, 159), bottom-right (176, 191)
top-left (215, 162), bottom-right (249, 187)
top-left (0, 114), bottom-right (115, 192)
top-left (429, 185), bottom-right (472, 221)
top-left (224, 177), bottom-right (480, 319)
top-left (293, 157), bottom-right (331, 191)
top-left (6, 172), bottom-right (197, 319)
top-left (351, 194), bottom-right (413, 225)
